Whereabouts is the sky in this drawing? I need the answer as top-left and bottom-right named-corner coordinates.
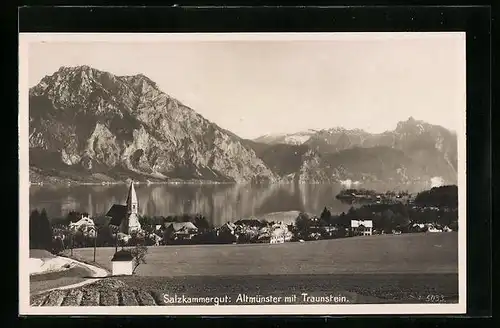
top-left (26, 33), bottom-right (466, 139)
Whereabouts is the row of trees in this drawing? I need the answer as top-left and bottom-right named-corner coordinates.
top-left (293, 197), bottom-right (458, 240)
top-left (29, 209), bottom-right (52, 250)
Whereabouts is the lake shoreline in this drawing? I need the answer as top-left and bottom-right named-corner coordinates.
top-left (28, 182), bottom-right (433, 227)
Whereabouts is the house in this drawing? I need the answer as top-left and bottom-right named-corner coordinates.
top-left (106, 181), bottom-right (142, 235)
top-left (443, 226), bottom-right (452, 232)
top-left (218, 222), bottom-right (238, 237)
top-left (69, 213), bottom-right (96, 236)
top-left (323, 225), bottom-right (339, 236)
top-left (427, 226), bottom-right (443, 233)
top-left (257, 233), bottom-right (271, 243)
top-left (164, 222), bottom-right (199, 240)
top-left (269, 224), bottom-right (292, 243)
top-left (350, 220), bottom-right (373, 236)
top-left (148, 233), bottom-right (163, 246)
top-left (111, 250), bottom-right (134, 276)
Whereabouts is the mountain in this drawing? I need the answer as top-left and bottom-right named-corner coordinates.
top-left (254, 130), bottom-right (318, 145)
top-left (252, 118), bottom-right (458, 184)
top-left (29, 66), bottom-right (278, 183)
top-left (28, 66), bottom-right (458, 186)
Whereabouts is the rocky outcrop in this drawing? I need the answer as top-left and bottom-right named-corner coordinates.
top-left (29, 66), bottom-right (277, 183)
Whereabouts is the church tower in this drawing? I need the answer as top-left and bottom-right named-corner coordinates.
top-left (124, 181), bottom-right (141, 234)
top-left (127, 181), bottom-right (138, 215)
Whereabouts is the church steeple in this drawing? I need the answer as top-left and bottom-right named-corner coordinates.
top-left (126, 181), bottom-right (138, 215)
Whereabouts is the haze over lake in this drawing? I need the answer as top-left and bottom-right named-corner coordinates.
top-left (30, 182), bottom-right (431, 226)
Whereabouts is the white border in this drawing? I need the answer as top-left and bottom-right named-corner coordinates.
top-left (18, 32), bottom-right (467, 315)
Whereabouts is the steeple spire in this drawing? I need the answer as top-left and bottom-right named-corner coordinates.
top-left (126, 181), bottom-right (138, 215)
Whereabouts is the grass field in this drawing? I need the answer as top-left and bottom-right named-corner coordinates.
top-left (68, 232), bottom-right (458, 276)
top-left (31, 233), bottom-right (459, 305)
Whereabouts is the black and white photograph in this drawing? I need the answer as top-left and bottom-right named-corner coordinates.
top-left (19, 32), bottom-right (466, 315)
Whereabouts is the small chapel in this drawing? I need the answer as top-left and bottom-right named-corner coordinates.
top-left (106, 181), bottom-right (142, 234)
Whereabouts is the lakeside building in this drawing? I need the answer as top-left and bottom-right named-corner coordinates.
top-left (106, 181), bottom-right (142, 234)
top-left (164, 222), bottom-right (199, 240)
top-left (350, 219), bottom-right (373, 236)
top-left (68, 213), bottom-right (96, 237)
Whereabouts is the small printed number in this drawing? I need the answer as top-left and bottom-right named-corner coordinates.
top-left (426, 294), bottom-right (445, 303)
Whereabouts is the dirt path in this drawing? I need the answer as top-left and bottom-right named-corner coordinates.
top-left (30, 256), bottom-right (109, 295)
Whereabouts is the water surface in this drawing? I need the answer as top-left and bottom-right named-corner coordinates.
top-left (29, 182), bottom-right (428, 226)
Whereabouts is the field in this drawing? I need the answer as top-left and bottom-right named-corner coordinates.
top-left (68, 232), bottom-right (458, 276)
top-left (31, 233), bottom-right (459, 305)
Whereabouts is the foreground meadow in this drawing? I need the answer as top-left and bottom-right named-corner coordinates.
top-left (31, 233), bottom-right (459, 305)
top-left (69, 232), bottom-right (458, 276)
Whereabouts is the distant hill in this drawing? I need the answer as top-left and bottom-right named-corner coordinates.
top-left (414, 185), bottom-right (458, 208)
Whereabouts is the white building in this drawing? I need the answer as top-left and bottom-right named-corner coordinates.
top-left (351, 220), bottom-right (373, 236)
top-left (269, 224), bottom-right (293, 243)
top-left (111, 250), bottom-right (134, 276)
top-left (69, 214), bottom-right (96, 237)
top-left (427, 226), bottom-right (443, 233)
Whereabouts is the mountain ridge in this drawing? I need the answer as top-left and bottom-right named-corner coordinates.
top-left (28, 66), bottom-right (458, 185)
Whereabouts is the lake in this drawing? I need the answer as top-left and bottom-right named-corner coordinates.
top-left (29, 182), bottom-right (429, 227)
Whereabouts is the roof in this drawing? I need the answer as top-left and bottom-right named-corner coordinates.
top-left (111, 250), bottom-right (134, 261)
top-left (234, 219), bottom-right (262, 227)
top-left (70, 217), bottom-right (95, 227)
top-left (106, 204), bottom-right (128, 226)
top-left (164, 222), bottom-right (198, 232)
top-left (126, 181), bottom-right (138, 207)
top-left (223, 222), bottom-right (237, 230)
top-left (351, 220), bottom-right (373, 228)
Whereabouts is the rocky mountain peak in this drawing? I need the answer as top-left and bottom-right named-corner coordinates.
top-left (29, 66), bottom-right (278, 183)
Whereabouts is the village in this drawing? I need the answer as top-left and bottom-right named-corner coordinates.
top-left (29, 182), bottom-right (459, 256)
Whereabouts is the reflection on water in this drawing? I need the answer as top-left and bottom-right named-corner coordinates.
top-left (29, 182), bottom-right (428, 227)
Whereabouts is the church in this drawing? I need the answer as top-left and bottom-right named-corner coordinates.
top-left (106, 181), bottom-right (142, 234)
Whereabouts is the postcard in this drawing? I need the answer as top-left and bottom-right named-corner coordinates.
top-left (19, 32), bottom-right (466, 315)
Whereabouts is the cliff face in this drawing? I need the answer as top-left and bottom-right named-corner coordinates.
top-left (29, 66), bottom-right (277, 183)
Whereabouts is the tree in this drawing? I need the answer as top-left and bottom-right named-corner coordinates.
top-left (29, 209), bottom-right (41, 249)
top-left (294, 212), bottom-right (312, 239)
top-left (131, 244), bottom-right (148, 274)
top-left (392, 213), bottom-right (410, 231)
top-left (449, 221), bottom-right (458, 231)
top-left (194, 214), bottom-right (211, 231)
top-left (380, 209), bottom-right (395, 233)
top-left (129, 230), bottom-right (146, 246)
top-left (66, 211), bottom-right (81, 224)
top-left (138, 216), bottom-right (155, 234)
top-left (30, 208), bottom-right (52, 251)
top-left (320, 207), bottom-right (332, 225)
